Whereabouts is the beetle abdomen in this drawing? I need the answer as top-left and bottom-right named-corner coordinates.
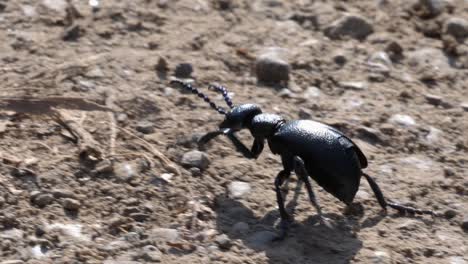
top-left (272, 120), bottom-right (364, 204)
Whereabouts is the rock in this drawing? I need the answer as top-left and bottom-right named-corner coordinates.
top-left (62, 198), bottom-right (81, 210)
top-left (31, 192), bottom-right (54, 207)
top-left (124, 232), bottom-right (140, 243)
top-left (407, 48), bottom-right (450, 70)
top-left (31, 244), bottom-right (48, 258)
top-left (129, 213), bottom-right (150, 222)
top-left (216, 0), bottom-right (232, 10)
top-left (444, 209), bottom-right (457, 219)
top-left (370, 250), bottom-right (391, 264)
top-left (181, 150), bottom-right (210, 170)
top-left (356, 126), bottom-right (383, 145)
top-left (417, 0), bottom-right (448, 18)
top-left (52, 189), bottom-right (77, 199)
top-left (136, 121), bottom-right (155, 134)
top-left (140, 245), bottom-right (162, 262)
top-left (0, 196), bottom-right (5, 207)
top-left (460, 102), bottom-right (468, 112)
top-left (247, 231), bottom-right (276, 248)
top-left (0, 228), bottom-right (23, 241)
top-left (113, 162), bottom-right (137, 181)
top-left (324, 14), bottom-right (374, 40)
top-left (339, 81), bottom-right (368, 90)
top-left (385, 41), bottom-right (404, 61)
top-left (42, 0), bottom-right (67, 12)
top-left (102, 239), bottom-right (132, 252)
top-left (174, 63), bottom-right (193, 78)
top-left (444, 17), bottom-right (468, 41)
top-left (228, 181), bottom-right (251, 198)
top-left (367, 51), bottom-right (392, 74)
top-left (333, 53), bottom-right (347, 65)
top-left (47, 223), bottom-right (88, 241)
top-left (389, 114), bottom-right (416, 127)
top-left (425, 94), bottom-right (443, 106)
top-left (215, 234), bottom-right (232, 250)
top-left (231, 222), bottom-right (249, 234)
top-left (397, 219), bottom-right (420, 231)
top-left (62, 24), bottom-right (82, 41)
top-left (1, 260), bottom-right (25, 264)
top-left (449, 256), bottom-right (466, 264)
top-left (303, 86), bottom-right (321, 99)
top-left (190, 167), bottom-right (202, 177)
top-left (461, 215), bottom-right (468, 232)
top-left (425, 126), bottom-right (443, 144)
top-left (255, 47), bottom-right (290, 84)
top-left (160, 173), bottom-right (173, 183)
top-left (278, 88), bottom-right (293, 98)
top-left (150, 228), bottom-right (179, 243)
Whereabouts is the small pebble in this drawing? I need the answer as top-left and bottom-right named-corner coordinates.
top-left (460, 102), bottom-right (468, 112)
top-left (444, 17), bottom-right (468, 41)
top-left (417, 0), bottom-right (447, 18)
top-left (52, 189), bottom-right (77, 199)
top-left (228, 181), bottom-right (251, 198)
top-left (370, 250), bottom-right (391, 264)
top-left (389, 114), bottom-right (416, 127)
top-left (425, 94), bottom-right (443, 106)
top-left (174, 63), bottom-right (193, 78)
top-left (129, 213), bottom-right (150, 222)
top-left (215, 234), bottom-right (232, 250)
top-left (31, 192), bottom-right (54, 207)
top-left (62, 24), bottom-right (82, 41)
top-left (444, 209), bottom-right (457, 219)
top-left (150, 228), bottom-right (179, 243)
top-left (0, 260), bottom-right (25, 264)
top-left (136, 121), bottom-right (155, 134)
top-left (324, 14), bottom-right (374, 40)
top-left (278, 88), bottom-right (293, 98)
top-left (181, 150), bottom-right (210, 170)
top-left (333, 53), bottom-right (347, 65)
top-left (141, 245), bottom-right (162, 262)
top-left (461, 215), bottom-right (468, 232)
top-left (303, 86), bottom-right (321, 99)
top-left (255, 47), bottom-right (290, 84)
top-left (113, 162), bottom-right (137, 181)
top-left (62, 198), bottom-right (81, 210)
top-left (340, 81), bottom-right (368, 90)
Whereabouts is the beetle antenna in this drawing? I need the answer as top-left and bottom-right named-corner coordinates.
top-left (170, 80), bottom-right (227, 115)
top-left (208, 84), bottom-right (233, 109)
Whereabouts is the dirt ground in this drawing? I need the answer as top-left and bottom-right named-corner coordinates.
top-left (0, 0), bottom-right (467, 263)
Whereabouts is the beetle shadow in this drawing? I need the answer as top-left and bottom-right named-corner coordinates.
top-left (214, 192), bottom-right (364, 264)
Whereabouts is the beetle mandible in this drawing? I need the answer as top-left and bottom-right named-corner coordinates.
top-left (171, 80), bottom-right (436, 238)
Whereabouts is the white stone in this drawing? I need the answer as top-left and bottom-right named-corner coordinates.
top-left (389, 114), bottom-right (416, 127)
top-left (228, 181), bottom-right (251, 198)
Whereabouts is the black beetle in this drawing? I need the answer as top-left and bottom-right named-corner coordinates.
top-left (171, 80), bottom-right (436, 238)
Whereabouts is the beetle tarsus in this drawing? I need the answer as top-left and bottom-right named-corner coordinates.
top-left (363, 173), bottom-right (436, 216)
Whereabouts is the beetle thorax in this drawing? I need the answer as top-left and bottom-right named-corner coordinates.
top-left (249, 113), bottom-right (285, 138)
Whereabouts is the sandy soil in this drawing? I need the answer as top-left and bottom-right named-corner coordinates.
top-left (0, 0), bottom-right (467, 263)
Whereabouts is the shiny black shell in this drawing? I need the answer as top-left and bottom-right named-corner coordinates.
top-left (268, 120), bottom-right (368, 204)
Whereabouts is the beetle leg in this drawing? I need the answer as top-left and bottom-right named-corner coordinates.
top-left (226, 133), bottom-right (264, 159)
top-left (274, 169), bottom-right (292, 240)
top-left (363, 173), bottom-right (437, 216)
top-left (294, 157), bottom-right (333, 227)
top-left (273, 154), bottom-right (296, 240)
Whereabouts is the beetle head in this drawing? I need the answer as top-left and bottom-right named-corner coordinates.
top-left (219, 104), bottom-right (262, 131)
